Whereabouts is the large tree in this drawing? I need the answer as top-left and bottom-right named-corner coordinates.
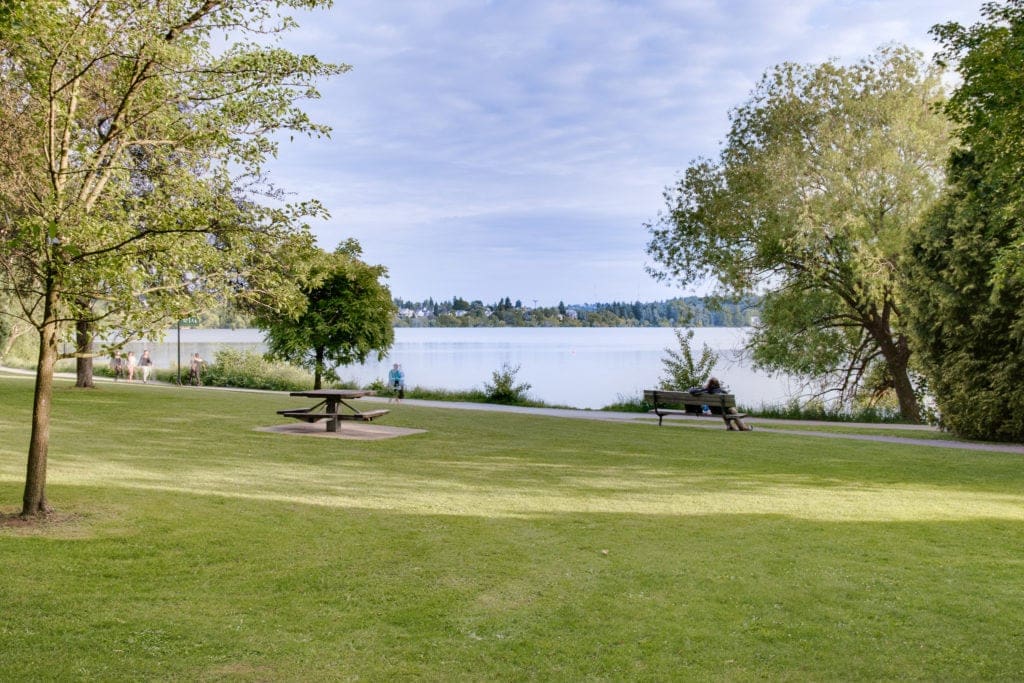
top-left (0, 0), bottom-right (347, 516)
top-left (646, 46), bottom-right (951, 420)
top-left (256, 241), bottom-right (396, 390)
top-left (904, 1), bottom-right (1024, 441)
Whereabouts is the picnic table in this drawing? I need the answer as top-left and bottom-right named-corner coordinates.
top-left (277, 389), bottom-right (389, 432)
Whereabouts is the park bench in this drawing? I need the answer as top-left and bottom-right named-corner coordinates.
top-left (643, 389), bottom-right (750, 430)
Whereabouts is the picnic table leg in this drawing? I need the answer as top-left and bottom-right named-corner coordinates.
top-left (326, 398), bottom-right (340, 432)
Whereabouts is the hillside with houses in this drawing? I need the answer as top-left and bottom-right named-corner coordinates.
top-left (394, 296), bottom-right (760, 327)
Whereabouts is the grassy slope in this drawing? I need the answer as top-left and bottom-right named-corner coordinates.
top-left (1, 376), bottom-right (1023, 680)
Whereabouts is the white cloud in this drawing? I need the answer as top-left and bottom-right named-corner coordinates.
top-left (265, 0), bottom-right (982, 304)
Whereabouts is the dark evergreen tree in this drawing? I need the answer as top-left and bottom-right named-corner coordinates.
top-left (905, 1), bottom-right (1024, 440)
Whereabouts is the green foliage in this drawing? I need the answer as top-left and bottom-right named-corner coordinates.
top-left (483, 362), bottom-right (533, 404)
top-left (404, 386), bottom-right (490, 403)
top-left (658, 328), bottom-right (718, 390)
top-left (645, 45), bottom-right (951, 420)
top-left (601, 393), bottom-right (649, 413)
top-left (0, 0), bottom-right (346, 513)
top-left (255, 242), bottom-right (396, 389)
top-left (199, 349), bottom-right (319, 392)
top-left (394, 296), bottom-right (759, 328)
top-left (748, 398), bottom-right (904, 423)
top-left (905, 177), bottom-right (1024, 441)
top-left (904, 2), bottom-right (1024, 442)
top-left (932, 0), bottom-right (1024, 294)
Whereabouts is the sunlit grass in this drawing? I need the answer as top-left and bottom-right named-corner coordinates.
top-left (3, 376), bottom-right (1024, 680)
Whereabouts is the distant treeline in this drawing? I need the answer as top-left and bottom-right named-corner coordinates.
top-left (194, 295), bottom-right (761, 329)
top-left (394, 296), bottom-right (761, 328)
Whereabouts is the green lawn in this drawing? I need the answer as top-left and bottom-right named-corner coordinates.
top-left (2, 376), bottom-right (1024, 680)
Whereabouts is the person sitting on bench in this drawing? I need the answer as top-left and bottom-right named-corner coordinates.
top-left (688, 377), bottom-right (750, 431)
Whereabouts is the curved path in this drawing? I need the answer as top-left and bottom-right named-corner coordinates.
top-left (370, 396), bottom-right (1024, 454)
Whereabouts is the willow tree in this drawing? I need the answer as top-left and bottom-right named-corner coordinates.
top-left (256, 241), bottom-right (396, 390)
top-left (0, 0), bottom-right (348, 517)
top-left (646, 46), bottom-right (951, 420)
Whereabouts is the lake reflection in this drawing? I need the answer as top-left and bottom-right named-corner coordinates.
top-left (127, 327), bottom-right (798, 409)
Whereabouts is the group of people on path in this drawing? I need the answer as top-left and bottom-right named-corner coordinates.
top-left (110, 349), bottom-right (154, 383)
top-left (109, 350), bottom-right (400, 394)
top-left (109, 350), bottom-right (205, 385)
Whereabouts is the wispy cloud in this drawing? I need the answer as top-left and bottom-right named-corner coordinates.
top-left (266, 0), bottom-right (981, 304)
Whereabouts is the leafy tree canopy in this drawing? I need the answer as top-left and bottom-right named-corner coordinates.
top-left (905, 1), bottom-right (1024, 441)
top-left (0, 0), bottom-right (347, 515)
top-left (646, 45), bottom-right (951, 420)
top-left (256, 241), bottom-right (396, 390)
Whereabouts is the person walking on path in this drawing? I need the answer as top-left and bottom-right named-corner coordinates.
top-left (139, 349), bottom-right (154, 383)
top-left (189, 352), bottom-right (206, 386)
top-left (388, 363), bottom-right (405, 403)
top-left (110, 352), bottom-right (125, 381)
top-left (126, 351), bottom-right (137, 383)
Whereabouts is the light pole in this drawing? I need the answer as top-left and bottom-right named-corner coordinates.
top-left (176, 319), bottom-right (182, 385)
top-left (177, 271), bottom-right (197, 385)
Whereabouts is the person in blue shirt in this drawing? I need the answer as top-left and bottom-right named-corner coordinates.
top-left (387, 363), bottom-right (405, 403)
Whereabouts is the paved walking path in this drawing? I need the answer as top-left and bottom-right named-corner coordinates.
top-left (371, 396), bottom-right (1024, 454)
top-left (4, 366), bottom-right (1022, 454)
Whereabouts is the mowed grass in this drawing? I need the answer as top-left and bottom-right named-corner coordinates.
top-left (2, 377), bottom-right (1024, 681)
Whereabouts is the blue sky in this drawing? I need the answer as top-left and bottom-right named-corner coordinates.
top-left (267, 0), bottom-right (981, 306)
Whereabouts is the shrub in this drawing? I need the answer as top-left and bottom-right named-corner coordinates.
top-left (201, 349), bottom-right (317, 392)
top-left (483, 362), bottom-right (533, 404)
top-left (601, 393), bottom-right (648, 413)
top-left (749, 398), bottom-right (905, 423)
top-left (659, 328), bottom-right (717, 390)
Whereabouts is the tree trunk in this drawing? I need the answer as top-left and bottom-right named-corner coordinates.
top-left (877, 333), bottom-right (921, 423)
top-left (22, 302), bottom-right (59, 517)
top-left (74, 319), bottom-right (95, 388)
top-left (313, 347), bottom-right (324, 390)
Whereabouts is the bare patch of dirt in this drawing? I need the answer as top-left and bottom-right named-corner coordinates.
top-left (0, 510), bottom-right (81, 533)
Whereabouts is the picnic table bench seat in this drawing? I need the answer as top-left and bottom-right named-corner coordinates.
top-left (276, 407), bottom-right (390, 422)
top-left (643, 389), bottom-right (749, 430)
top-left (277, 407), bottom-right (331, 423)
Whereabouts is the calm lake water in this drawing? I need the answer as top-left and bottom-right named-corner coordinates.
top-left (127, 327), bottom-right (798, 410)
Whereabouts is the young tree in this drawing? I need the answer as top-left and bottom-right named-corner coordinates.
top-left (646, 46), bottom-right (951, 420)
top-left (658, 328), bottom-right (717, 391)
top-left (0, 0), bottom-right (348, 516)
top-left (257, 242), bottom-right (396, 390)
top-left (904, 1), bottom-right (1024, 441)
